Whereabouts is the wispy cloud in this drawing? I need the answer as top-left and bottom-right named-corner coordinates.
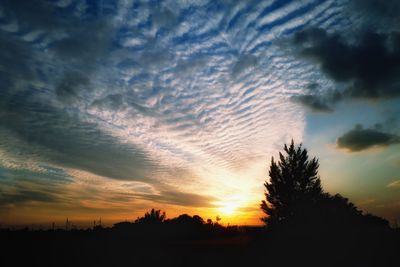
top-left (387, 180), bottom-right (400, 188)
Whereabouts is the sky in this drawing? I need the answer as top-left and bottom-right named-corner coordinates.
top-left (0, 0), bottom-right (399, 227)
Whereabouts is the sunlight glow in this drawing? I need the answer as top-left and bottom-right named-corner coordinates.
top-left (218, 201), bottom-right (240, 216)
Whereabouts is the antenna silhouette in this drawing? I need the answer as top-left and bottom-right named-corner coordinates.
top-left (65, 218), bottom-right (70, 231)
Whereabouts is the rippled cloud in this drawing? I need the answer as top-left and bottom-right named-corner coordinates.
top-left (0, 0), bottom-right (352, 223)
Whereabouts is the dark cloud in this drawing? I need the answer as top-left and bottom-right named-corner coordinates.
top-left (152, 6), bottom-right (177, 28)
top-left (232, 54), bottom-right (258, 76)
top-left (351, 0), bottom-right (400, 24)
top-left (0, 0), bottom-right (63, 31)
top-left (0, 1), bottom-right (160, 182)
top-left (291, 94), bottom-right (333, 112)
top-left (55, 71), bottom-right (90, 102)
top-left (90, 92), bottom-right (156, 116)
top-left (294, 28), bottom-right (400, 99)
top-left (91, 94), bottom-right (125, 111)
top-left (0, 93), bottom-right (156, 181)
top-left (139, 190), bottom-right (216, 208)
top-left (0, 190), bottom-right (59, 206)
top-left (175, 57), bottom-right (208, 76)
top-left (72, 183), bottom-right (216, 208)
top-left (337, 124), bottom-right (400, 152)
top-left (0, 32), bottom-right (36, 104)
top-left (0, 0), bottom-right (115, 105)
top-left (139, 49), bottom-right (172, 69)
top-left (51, 19), bottom-right (113, 61)
top-left (0, 2), bottom-right (47, 95)
top-left (0, 33), bottom-right (34, 84)
top-left (0, 168), bottom-right (67, 207)
top-left (0, 166), bottom-right (72, 185)
top-left (291, 83), bottom-right (342, 113)
top-left (50, 20), bottom-right (114, 104)
top-left (291, 0), bottom-right (400, 112)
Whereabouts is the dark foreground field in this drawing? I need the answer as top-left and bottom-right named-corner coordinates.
top-left (1, 222), bottom-right (399, 267)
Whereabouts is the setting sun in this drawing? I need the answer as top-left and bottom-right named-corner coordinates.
top-left (218, 201), bottom-right (240, 216)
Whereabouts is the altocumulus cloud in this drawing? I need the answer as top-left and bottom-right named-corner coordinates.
top-left (337, 124), bottom-right (400, 152)
top-left (0, 0), bottom-right (197, 211)
top-left (1, 0), bottom-right (345, 216)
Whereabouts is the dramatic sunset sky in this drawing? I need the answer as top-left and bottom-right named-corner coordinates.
top-left (0, 0), bottom-right (399, 227)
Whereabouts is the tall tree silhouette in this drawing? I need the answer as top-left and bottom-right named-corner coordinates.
top-left (261, 140), bottom-right (322, 226)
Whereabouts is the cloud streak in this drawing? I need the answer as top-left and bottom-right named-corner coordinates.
top-left (387, 180), bottom-right (400, 188)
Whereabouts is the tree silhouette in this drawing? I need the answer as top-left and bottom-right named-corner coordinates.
top-left (261, 140), bottom-right (322, 226)
top-left (260, 141), bottom-right (391, 234)
top-left (168, 214), bottom-right (205, 226)
top-left (135, 208), bottom-right (166, 224)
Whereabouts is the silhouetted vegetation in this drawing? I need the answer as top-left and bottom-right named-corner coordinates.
top-left (261, 140), bottom-right (322, 227)
top-left (257, 141), bottom-right (396, 267)
top-left (1, 141), bottom-right (399, 267)
top-left (261, 141), bottom-right (391, 235)
top-left (134, 208), bottom-right (166, 224)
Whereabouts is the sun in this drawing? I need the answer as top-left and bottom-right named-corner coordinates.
top-left (218, 201), bottom-right (240, 216)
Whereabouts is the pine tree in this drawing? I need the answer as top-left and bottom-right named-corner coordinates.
top-left (261, 140), bottom-right (322, 226)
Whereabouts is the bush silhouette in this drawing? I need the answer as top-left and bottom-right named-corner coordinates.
top-left (168, 214), bottom-right (205, 226)
top-left (134, 208), bottom-right (166, 224)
